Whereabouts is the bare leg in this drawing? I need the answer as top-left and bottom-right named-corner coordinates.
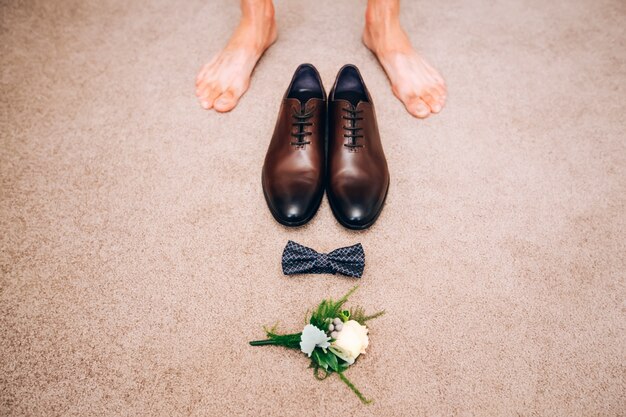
top-left (363, 0), bottom-right (446, 118)
top-left (195, 0), bottom-right (276, 112)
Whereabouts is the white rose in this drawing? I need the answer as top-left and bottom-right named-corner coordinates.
top-left (329, 320), bottom-right (369, 365)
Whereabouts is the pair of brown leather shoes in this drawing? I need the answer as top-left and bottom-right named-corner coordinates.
top-left (262, 64), bottom-right (389, 230)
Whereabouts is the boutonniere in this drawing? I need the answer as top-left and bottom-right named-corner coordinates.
top-left (249, 286), bottom-right (384, 404)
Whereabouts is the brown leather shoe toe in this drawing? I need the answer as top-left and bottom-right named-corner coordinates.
top-left (262, 64), bottom-right (326, 226)
top-left (327, 65), bottom-right (390, 230)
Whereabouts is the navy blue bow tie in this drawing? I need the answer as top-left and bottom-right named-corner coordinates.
top-left (281, 241), bottom-right (365, 278)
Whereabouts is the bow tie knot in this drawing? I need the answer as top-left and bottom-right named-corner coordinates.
top-left (282, 241), bottom-right (365, 278)
top-left (315, 253), bottom-right (330, 267)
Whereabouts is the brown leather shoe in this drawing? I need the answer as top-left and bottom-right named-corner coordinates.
top-left (262, 64), bottom-right (326, 226)
top-left (327, 65), bottom-right (390, 230)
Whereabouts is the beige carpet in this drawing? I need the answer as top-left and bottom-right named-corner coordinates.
top-left (1, 0), bottom-right (625, 415)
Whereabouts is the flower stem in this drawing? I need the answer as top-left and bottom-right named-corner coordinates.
top-left (249, 339), bottom-right (280, 346)
top-left (338, 372), bottom-right (372, 404)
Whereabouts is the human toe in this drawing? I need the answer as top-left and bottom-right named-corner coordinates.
top-left (424, 89), bottom-right (444, 113)
top-left (407, 97), bottom-right (431, 118)
top-left (213, 90), bottom-right (239, 112)
top-left (198, 84), bottom-right (221, 109)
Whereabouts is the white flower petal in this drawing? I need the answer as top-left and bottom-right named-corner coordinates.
top-left (318, 339), bottom-right (330, 350)
top-left (300, 324), bottom-right (331, 357)
top-left (330, 320), bottom-right (369, 364)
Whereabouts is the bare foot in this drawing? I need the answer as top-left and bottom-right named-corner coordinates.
top-left (195, 0), bottom-right (277, 112)
top-left (363, 2), bottom-right (446, 118)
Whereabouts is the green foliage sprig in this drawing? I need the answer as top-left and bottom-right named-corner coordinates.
top-left (249, 286), bottom-right (384, 404)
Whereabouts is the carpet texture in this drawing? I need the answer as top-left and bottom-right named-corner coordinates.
top-left (1, 0), bottom-right (625, 415)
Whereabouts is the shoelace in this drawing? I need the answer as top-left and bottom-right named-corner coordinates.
top-left (290, 105), bottom-right (314, 146)
top-left (342, 106), bottom-right (364, 148)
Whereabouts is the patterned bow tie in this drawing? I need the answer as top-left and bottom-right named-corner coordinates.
top-left (281, 241), bottom-right (365, 278)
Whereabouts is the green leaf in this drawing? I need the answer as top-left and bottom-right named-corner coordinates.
top-left (337, 360), bottom-right (350, 372)
top-left (349, 306), bottom-right (385, 325)
top-left (340, 310), bottom-right (350, 321)
top-left (311, 349), bottom-right (328, 370)
top-left (308, 286), bottom-right (359, 329)
top-left (312, 348), bottom-right (344, 374)
top-left (326, 352), bottom-right (339, 372)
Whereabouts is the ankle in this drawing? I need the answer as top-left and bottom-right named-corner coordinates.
top-left (364, 2), bottom-right (411, 56)
top-left (232, 1), bottom-right (276, 53)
